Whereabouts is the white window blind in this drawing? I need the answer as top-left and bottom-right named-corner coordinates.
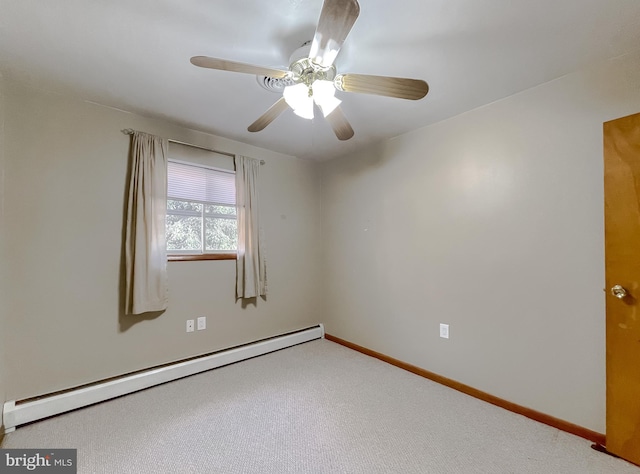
top-left (166, 160), bottom-right (237, 254)
top-left (167, 161), bottom-right (235, 205)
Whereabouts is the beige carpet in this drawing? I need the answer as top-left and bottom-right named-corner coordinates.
top-left (2, 339), bottom-right (638, 473)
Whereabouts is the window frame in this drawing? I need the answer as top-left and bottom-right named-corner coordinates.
top-left (166, 159), bottom-right (237, 262)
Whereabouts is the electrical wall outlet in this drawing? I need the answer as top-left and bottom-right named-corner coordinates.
top-left (197, 316), bottom-right (206, 331)
top-left (439, 323), bottom-right (449, 339)
top-left (186, 319), bottom-right (195, 333)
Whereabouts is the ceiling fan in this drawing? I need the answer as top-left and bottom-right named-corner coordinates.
top-left (190, 0), bottom-right (429, 141)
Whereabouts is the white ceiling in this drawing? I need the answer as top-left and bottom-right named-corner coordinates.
top-left (1, 0), bottom-right (639, 160)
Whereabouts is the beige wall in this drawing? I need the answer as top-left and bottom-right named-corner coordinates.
top-left (3, 80), bottom-right (322, 400)
top-left (320, 52), bottom-right (640, 433)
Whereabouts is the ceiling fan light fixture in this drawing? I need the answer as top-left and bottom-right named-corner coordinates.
top-left (283, 83), bottom-right (314, 119)
top-left (312, 79), bottom-right (341, 117)
top-left (312, 79), bottom-right (336, 98)
top-left (316, 95), bottom-right (341, 117)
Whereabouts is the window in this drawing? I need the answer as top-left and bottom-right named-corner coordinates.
top-left (166, 160), bottom-right (237, 260)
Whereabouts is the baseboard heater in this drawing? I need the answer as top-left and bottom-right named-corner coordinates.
top-left (3, 324), bottom-right (324, 433)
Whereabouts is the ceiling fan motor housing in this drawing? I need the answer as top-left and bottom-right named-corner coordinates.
top-left (257, 41), bottom-right (337, 93)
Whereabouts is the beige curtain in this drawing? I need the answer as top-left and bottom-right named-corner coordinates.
top-left (125, 131), bottom-right (169, 314)
top-left (235, 155), bottom-right (267, 298)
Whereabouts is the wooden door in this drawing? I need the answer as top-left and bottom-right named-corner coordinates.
top-left (604, 111), bottom-right (640, 464)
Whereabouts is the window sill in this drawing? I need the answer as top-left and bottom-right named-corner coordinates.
top-left (168, 253), bottom-right (237, 262)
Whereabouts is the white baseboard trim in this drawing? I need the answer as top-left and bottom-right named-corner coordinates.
top-left (3, 324), bottom-right (325, 433)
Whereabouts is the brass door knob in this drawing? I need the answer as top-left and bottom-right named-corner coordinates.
top-left (611, 285), bottom-right (628, 299)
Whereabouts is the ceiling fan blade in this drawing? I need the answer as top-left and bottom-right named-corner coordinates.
top-left (335, 73), bottom-right (429, 100)
top-left (309, 0), bottom-right (360, 68)
top-left (190, 56), bottom-right (289, 78)
top-left (325, 106), bottom-right (354, 141)
top-left (248, 98), bottom-right (290, 132)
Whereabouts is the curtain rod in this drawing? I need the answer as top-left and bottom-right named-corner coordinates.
top-left (121, 129), bottom-right (265, 165)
